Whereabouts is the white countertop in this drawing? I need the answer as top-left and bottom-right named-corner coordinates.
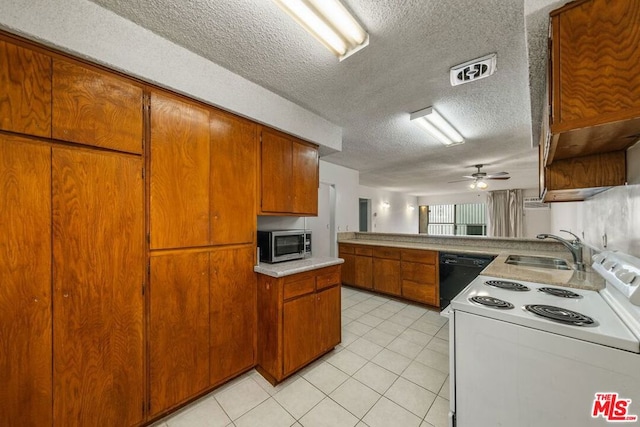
top-left (254, 256), bottom-right (344, 278)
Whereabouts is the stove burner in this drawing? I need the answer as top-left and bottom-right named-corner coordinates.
top-left (524, 304), bottom-right (595, 326)
top-left (485, 280), bottom-right (530, 292)
top-left (538, 287), bottom-right (582, 299)
top-left (470, 296), bottom-right (514, 309)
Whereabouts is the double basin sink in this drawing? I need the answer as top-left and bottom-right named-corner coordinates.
top-left (505, 255), bottom-right (571, 271)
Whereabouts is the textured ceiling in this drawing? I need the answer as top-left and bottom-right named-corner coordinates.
top-left (88, 0), bottom-right (558, 196)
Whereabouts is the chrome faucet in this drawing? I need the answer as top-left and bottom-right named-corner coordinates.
top-left (536, 230), bottom-right (585, 271)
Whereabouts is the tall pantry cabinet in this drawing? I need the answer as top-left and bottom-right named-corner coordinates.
top-left (0, 35), bottom-right (145, 426)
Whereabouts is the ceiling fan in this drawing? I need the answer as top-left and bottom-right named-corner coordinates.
top-left (449, 164), bottom-right (511, 190)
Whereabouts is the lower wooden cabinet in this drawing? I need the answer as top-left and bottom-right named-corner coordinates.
top-left (257, 265), bottom-right (341, 384)
top-left (149, 252), bottom-right (210, 418)
top-left (209, 246), bottom-right (257, 386)
top-left (339, 243), bottom-right (439, 307)
top-left (149, 245), bottom-right (257, 417)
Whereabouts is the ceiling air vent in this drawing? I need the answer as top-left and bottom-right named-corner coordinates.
top-left (450, 53), bottom-right (497, 86)
top-left (523, 197), bottom-right (550, 210)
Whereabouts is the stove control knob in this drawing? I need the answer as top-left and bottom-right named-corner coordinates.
top-left (615, 270), bottom-right (637, 285)
top-left (592, 253), bottom-right (606, 264)
top-left (603, 261), bottom-right (617, 271)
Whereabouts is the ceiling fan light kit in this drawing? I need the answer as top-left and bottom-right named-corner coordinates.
top-left (410, 107), bottom-right (465, 146)
top-left (272, 0), bottom-right (369, 60)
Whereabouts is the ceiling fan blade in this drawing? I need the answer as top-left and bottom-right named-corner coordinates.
top-left (487, 176), bottom-right (511, 180)
top-left (485, 172), bottom-right (509, 177)
top-left (448, 179), bottom-right (472, 183)
top-left (461, 175), bottom-right (475, 179)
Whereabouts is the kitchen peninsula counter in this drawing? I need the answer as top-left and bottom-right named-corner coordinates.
top-left (338, 232), bottom-right (604, 291)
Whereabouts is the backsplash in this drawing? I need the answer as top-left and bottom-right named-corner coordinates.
top-left (581, 184), bottom-right (640, 257)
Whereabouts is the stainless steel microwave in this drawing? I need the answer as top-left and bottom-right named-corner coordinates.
top-left (257, 230), bottom-right (311, 263)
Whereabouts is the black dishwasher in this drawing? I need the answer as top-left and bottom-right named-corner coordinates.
top-left (439, 252), bottom-right (495, 309)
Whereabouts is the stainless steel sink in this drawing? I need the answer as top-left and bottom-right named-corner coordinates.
top-left (505, 255), bottom-right (571, 270)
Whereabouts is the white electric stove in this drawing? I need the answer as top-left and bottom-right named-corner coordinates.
top-left (448, 251), bottom-right (640, 427)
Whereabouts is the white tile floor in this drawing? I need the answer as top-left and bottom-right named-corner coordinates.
top-left (154, 287), bottom-right (450, 427)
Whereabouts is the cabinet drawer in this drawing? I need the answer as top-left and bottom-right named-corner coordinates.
top-left (402, 262), bottom-right (436, 284)
top-left (402, 280), bottom-right (437, 306)
top-left (283, 277), bottom-right (315, 300)
top-left (339, 244), bottom-right (355, 254)
top-left (372, 247), bottom-right (401, 260)
top-left (316, 266), bottom-right (341, 291)
top-left (402, 249), bottom-right (437, 264)
top-left (354, 246), bottom-right (373, 256)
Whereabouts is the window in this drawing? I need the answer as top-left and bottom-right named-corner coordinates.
top-left (419, 203), bottom-right (486, 236)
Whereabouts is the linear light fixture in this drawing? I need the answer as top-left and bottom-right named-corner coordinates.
top-left (410, 107), bottom-right (465, 147)
top-left (272, 0), bottom-right (369, 60)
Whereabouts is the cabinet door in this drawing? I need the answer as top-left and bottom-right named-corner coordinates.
top-left (210, 246), bottom-right (257, 385)
top-left (260, 129), bottom-right (292, 213)
top-left (52, 148), bottom-right (144, 426)
top-left (553, 0), bottom-right (640, 127)
top-left (149, 252), bottom-right (210, 417)
top-left (52, 59), bottom-right (143, 153)
top-left (373, 258), bottom-right (402, 296)
top-left (210, 110), bottom-right (257, 245)
top-left (354, 255), bottom-right (373, 289)
top-left (150, 91), bottom-right (210, 249)
top-left (0, 40), bottom-right (51, 137)
top-left (317, 286), bottom-right (341, 353)
top-left (340, 253), bottom-right (356, 286)
top-left (0, 135), bottom-right (52, 426)
top-left (291, 140), bottom-right (318, 215)
top-left (283, 294), bottom-right (317, 375)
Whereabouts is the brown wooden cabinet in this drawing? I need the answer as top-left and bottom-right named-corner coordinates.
top-left (210, 111), bottom-right (257, 245)
top-left (339, 243), bottom-right (439, 307)
top-left (210, 245), bottom-right (257, 386)
top-left (0, 135), bottom-right (52, 427)
top-left (260, 127), bottom-right (319, 216)
top-left (52, 147), bottom-right (144, 426)
top-left (52, 59), bottom-right (143, 154)
top-left (149, 252), bottom-right (210, 418)
top-left (257, 265), bottom-right (341, 384)
top-left (372, 247), bottom-right (402, 295)
top-left (150, 92), bottom-right (258, 249)
top-left (539, 0), bottom-right (638, 201)
top-left (149, 91), bottom-right (211, 249)
top-left (400, 249), bottom-right (439, 306)
top-left (0, 40), bottom-right (51, 137)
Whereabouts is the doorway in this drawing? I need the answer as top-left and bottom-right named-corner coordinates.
top-left (307, 183), bottom-right (336, 257)
top-left (359, 198), bottom-right (371, 232)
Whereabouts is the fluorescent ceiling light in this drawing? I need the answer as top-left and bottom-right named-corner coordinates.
top-left (273, 0), bottom-right (369, 60)
top-left (410, 107), bottom-right (464, 147)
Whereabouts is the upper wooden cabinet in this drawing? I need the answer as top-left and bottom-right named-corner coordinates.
top-left (0, 39), bottom-right (51, 138)
top-left (0, 135), bottom-right (52, 427)
top-left (149, 91), bottom-right (211, 249)
top-left (52, 59), bottom-right (143, 154)
top-left (210, 111), bottom-right (257, 245)
top-left (150, 92), bottom-right (259, 249)
top-left (547, 0), bottom-right (640, 162)
top-left (260, 127), bottom-right (319, 216)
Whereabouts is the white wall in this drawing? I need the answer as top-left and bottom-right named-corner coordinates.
top-left (0, 0), bottom-right (341, 151)
top-left (359, 186), bottom-right (419, 234)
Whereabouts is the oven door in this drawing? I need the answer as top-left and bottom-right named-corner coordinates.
top-left (272, 233), bottom-right (305, 262)
top-left (453, 310), bottom-right (640, 426)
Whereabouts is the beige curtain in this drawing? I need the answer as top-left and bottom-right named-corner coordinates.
top-left (487, 189), bottom-right (523, 237)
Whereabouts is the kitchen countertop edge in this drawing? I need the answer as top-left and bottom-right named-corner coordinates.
top-left (254, 256), bottom-right (344, 278)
